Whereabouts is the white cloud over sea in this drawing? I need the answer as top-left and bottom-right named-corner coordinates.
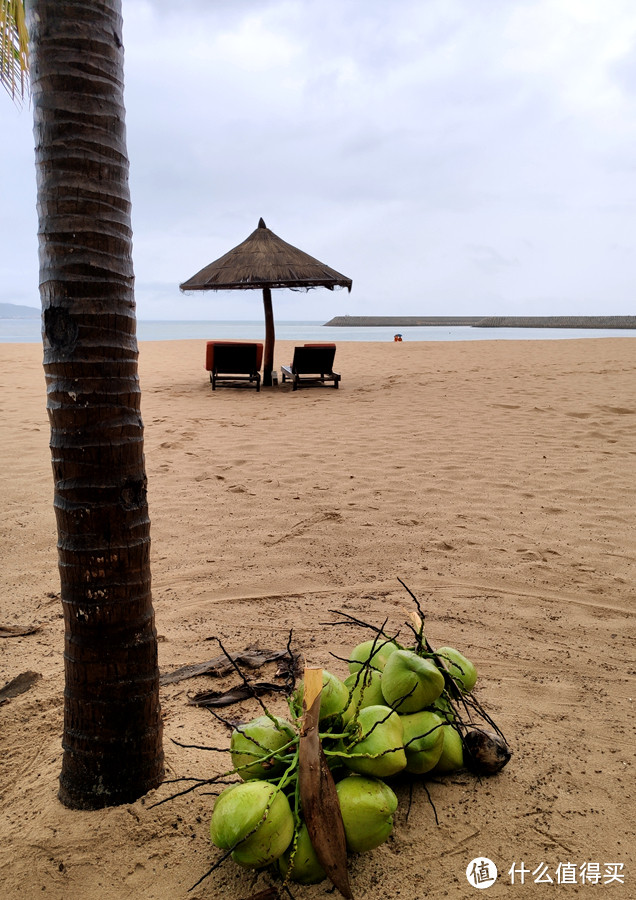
top-left (2, 0), bottom-right (636, 320)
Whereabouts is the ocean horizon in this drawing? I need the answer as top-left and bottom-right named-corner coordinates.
top-left (2, 317), bottom-right (636, 344)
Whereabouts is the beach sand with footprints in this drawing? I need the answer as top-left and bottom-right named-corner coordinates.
top-left (0, 337), bottom-right (634, 898)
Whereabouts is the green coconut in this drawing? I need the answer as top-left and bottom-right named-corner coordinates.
top-left (401, 710), bottom-right (445, 774)
top-left (293, 670), bottom-right (349, 721)
top-left (433, 694), bottom-right (456, 721)
top-left (342, 669), bottom-right (385, 723)
top-left (348, 638), bottom-right (400, 674)
top-left (210, 781), bottom-right (294, 868)
top-left (381, 649), bottom-right (445, 713)
top-left (230, 715), bottom-right (296, 781)
top-left (336, 774), bottom-right (398, 852)
top-left (341, 705), bottom-right (406, 777)
top-left (278, 822), bottom-right (326, 884)
top-left (430, 725), bottom-right (464, 774)
top-left (436, 646), bottom-right (478, 692)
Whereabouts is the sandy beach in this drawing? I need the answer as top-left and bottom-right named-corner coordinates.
top-left (1, 336), bottom-right (634, 899)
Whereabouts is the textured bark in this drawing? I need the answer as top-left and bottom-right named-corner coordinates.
top-left (27, 0), bottom-right (163, 809)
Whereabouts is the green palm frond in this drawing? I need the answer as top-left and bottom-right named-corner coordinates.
top-left (1, 0), bottom-right (29, 102)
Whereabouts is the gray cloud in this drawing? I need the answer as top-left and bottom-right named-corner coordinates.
top-left (3, 0), bottom-right (636, 319)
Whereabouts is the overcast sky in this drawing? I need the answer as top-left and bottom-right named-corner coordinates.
top-left (2, 0), bottom-right (636, 321)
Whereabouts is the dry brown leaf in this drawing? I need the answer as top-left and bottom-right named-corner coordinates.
top-left (298, 667), bottom-right (353, 900)
top-left (0, 671), bottom-right (41, 704)
top-left (188, 681), bottom-right (285, 707)
top-left (0, 623), bottom-right (41, 638)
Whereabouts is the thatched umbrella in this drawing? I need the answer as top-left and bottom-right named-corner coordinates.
top-left (179, 218), bottom-right (352, 386)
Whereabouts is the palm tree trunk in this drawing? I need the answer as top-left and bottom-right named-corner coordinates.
top-left (27, 0), bottom-right (163, 809)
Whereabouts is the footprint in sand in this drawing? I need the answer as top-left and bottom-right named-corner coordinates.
top-left (598, 406), bottom-right (635, 416)
top-left (227, 484), bottom-right (255, 495)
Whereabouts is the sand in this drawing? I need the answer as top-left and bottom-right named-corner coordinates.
top-left (0, 336), bottom-right (634, 899)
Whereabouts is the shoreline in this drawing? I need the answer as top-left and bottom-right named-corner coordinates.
top-left (4, 319), bottom-right (636, 347)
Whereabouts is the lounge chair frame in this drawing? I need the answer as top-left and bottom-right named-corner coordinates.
top-left (205, 341), bottom-right (263, 392)
top-left (281, 344), bottom-right (340, 390)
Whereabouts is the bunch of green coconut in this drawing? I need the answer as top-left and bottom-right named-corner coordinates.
top-left (208, 632), bottom-right (511, 888)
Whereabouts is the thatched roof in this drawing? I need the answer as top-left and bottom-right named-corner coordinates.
top-left (179, 218), bottom-right (352, 292)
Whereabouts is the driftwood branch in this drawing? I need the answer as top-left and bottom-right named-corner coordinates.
top-left (160, 648), bottom-right (291, 685)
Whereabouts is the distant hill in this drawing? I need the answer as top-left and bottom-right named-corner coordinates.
top-left (0, 302), bottom-right (40, 319)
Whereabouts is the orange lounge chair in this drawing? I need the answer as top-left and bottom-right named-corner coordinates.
top-left (281, 343), bottom-right (340, 390)
top-left (205, 341), bottom-right (263, 391)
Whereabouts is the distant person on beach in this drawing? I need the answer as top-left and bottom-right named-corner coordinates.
top-left (394, 333), bottom-right (403, 342)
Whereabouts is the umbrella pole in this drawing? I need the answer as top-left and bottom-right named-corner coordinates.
top-left (262, 287), bottom-right (275, 387)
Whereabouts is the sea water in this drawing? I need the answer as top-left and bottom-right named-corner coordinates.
top-left (2, 318), bottom-right (636, 344)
